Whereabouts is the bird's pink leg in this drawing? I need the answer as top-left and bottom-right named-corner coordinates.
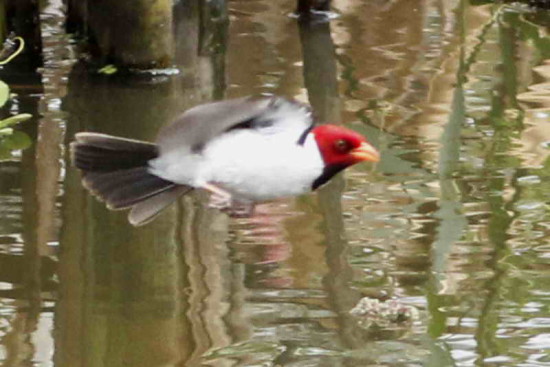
top-left (202, 183), bottom-right (255, 217)
top-left (202, 183), bottom-right (233, 209)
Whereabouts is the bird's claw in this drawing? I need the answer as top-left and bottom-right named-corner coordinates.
top-left (223, 201), bottom-right (255, 218)
top-left (208, 192), bottom-right (233, 210)
top-left (208, 194), bottom-right (254, 218)
top-left (203, 183), bottom-right (254, 217)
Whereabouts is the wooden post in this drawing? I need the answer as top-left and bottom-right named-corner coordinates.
top-left (67, 0), bottom-right (175, 70)
top-left (296, 0), bottom-right (331, 15)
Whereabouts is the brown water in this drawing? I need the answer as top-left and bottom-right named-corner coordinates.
top-left (0, 0), bottom-right (549, 366)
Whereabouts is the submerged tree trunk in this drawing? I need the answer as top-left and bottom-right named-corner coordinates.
top-left (67, 0), bottom-right (175, 69)
top-left (66, 0), bottom-right (228, 70)
top-left (296, 0), bottom-right (331, 15)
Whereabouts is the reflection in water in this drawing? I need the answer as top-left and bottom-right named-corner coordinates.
top-left (0, 0), bottom-right (549, 366)
top-left (56, 1), bottom-right (230, 366)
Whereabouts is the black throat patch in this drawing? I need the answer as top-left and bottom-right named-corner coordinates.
top-left (311, 164), bottom-right (347, 190)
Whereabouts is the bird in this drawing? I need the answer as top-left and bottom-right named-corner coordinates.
top-left (71, 96), bottom-right (380, 226)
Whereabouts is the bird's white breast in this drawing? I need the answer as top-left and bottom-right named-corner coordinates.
top-left (149, 130), bottom-right (324, 201)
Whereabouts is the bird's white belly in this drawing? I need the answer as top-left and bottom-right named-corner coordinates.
top-left (202, 131), bottom-right (324, 201)
top-left (150, 130), bottom-right (324, 202)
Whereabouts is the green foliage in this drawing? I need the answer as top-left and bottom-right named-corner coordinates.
top-left (98, 64), bottom-right (118, 75)
top-left (0, 113), bottom-right (32, 130)
top-left (0, 35), bottom-right (32, 160)
top-left (0, 80), bottom-right (8, 107)
top-left (0, 131), bottom-right (31, 160)
top-left (0, 94), bottom-right (32, 160)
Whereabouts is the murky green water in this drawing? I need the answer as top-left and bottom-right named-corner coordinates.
top-left (0, 0), bottom-right (549, 366)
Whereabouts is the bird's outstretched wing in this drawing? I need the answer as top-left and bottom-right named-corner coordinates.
top-left (156, 96), bottom-right (314, 154)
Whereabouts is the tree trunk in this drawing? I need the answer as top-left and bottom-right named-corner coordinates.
top-left (67, 0), bottom-right (175, 70)
top-left (296, 0), bottom-right (331, 15)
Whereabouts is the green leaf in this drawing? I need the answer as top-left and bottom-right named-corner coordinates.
top-left (0, 145), bottom-right (11, 160)
top-left (0, 80), bottom-right (9, 108)
top-left (98, 64), bottom-right (118, 75)
top-left (0, 131), bottom-right (31, 161)
top-left (0, 113), bottom-right (32, 129)
top-left (0, 128), bottom-right (13, 136)
top-left (1, 130), bottom-right (31, 150)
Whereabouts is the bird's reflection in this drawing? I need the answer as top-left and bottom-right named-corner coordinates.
top-left (230, 202), bottom-right (296, 288)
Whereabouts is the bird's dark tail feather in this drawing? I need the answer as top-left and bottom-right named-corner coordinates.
top-left (71, 132), bottom-right (191, 226)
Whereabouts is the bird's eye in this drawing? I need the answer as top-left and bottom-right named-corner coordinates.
top-left (335, 139), bottom-right (350, 152)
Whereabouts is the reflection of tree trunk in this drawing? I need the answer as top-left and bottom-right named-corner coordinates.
top-left (2, 45), bottom-right (44, 366)
top-left (298, 18), bottom-right (362, 353)
top-left (35, 3), bottom-right (75, 270)
top-left (427, 38), bottom-right (467, 348)
top-left (57, 86), bottom-right (232, 366)
top-left (475, 187), bottom-right (511, 362)
top-left (54, 157), bottom-right (88, 367)
top-left (0, 0), bottom-right (45, 357)
top-left (426, 80), bottom-right (467, 339)
top-left (56, 4), bottom-right (230, 366)
top-left (178, 196), bottom-right (235, 366)
top-left (425, 0), bottom-right (466, 340)
top-left (56, 67), bottom-right (190, 367)
top-left (431, 82), bottom-right (467, 292)
top-left (1, 313), bottom-right (36, 366)
top-left (2, 107), bottom-right (42, 367)
top-left (474, 20), bottom-right (521, 363)
top-left (34, 122), bottom-right (62, 257)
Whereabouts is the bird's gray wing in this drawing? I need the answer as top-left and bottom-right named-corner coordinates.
top-left (156, 96), bottom-right (271, 154)
top-left (242, 97), bottom-right (314, 142)
top-left (156, 96), bottom-right (313, 154)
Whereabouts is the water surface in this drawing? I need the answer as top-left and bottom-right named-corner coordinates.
top-left (0, 0), bottom-right (549, 366)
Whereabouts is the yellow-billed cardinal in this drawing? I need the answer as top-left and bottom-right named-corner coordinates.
top-left (71, 96), bottom-right (380, 226)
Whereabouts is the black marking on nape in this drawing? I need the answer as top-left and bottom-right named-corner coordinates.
top-left (225, 116), bottom-right (275, 133)
top-left (253, 117), bottom-right (275, 128)
top-left (311, 164), bottom-right (347, 190)
top-left (297, 122), bottom-right (315, 146)
top-left (227, 118), bottom-right (254, 131)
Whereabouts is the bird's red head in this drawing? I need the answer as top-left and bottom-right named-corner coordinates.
top-left (312, 125), bottom-right (380, 167)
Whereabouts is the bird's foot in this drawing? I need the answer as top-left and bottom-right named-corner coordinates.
top-left (224, 201), bottom-right (255, 218)
top-left (208, 192), bottom-right (233, 210)
top-left (208, 194), bottom-right (255, 218)
top-left (203, 183), bottom-right (255, 217)
top-left (203, 183), bottom-right (233, 209)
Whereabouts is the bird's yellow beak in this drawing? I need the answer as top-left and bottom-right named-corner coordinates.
top-left (350, 142), bottom-right (380, 163)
